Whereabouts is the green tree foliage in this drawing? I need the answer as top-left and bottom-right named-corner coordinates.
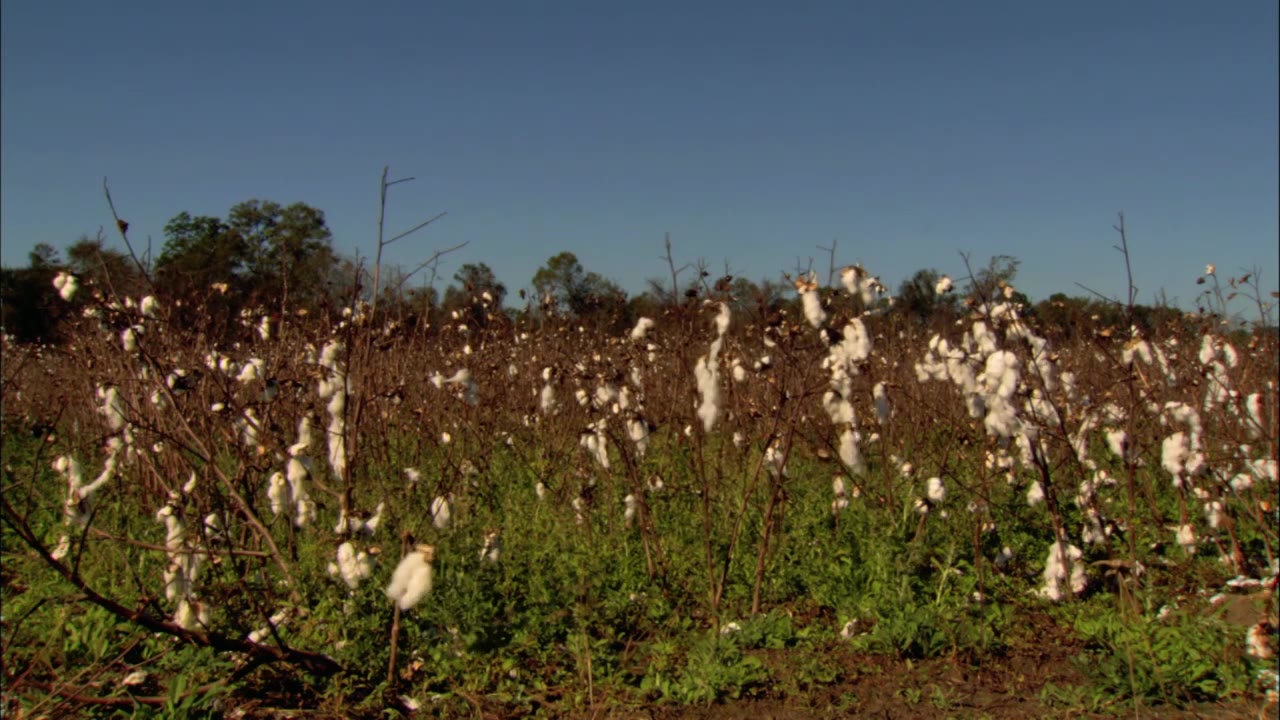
top-left (443, 262), bottom-right (507, 328)
top-left (154, 200), bottom-right (337, 317)
top-left (66, 235), bottom-right (147, 298)
top-left (226, 200), bottom-right (335, 311)
top-left (0, 254), bottom-right (64, 343)
top-left (531, 252), bottom-right (628, 322)
top-left (896, 268), bottom-right (959, 325)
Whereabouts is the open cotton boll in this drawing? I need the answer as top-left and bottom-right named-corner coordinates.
top-left (386, 545), bottom-right (435, 611)
top-left (53, 271), bottom-right (78, 301)
top-left (334, 541), bottom-right (374, 590)
top-left (430, 494), bottom-right (453, 530)
top-left (630, 317), bottom-right (655, 341)
top-left (926, 477), bottom-right (947, 504)
top-left (1175, 524), bottom-right (1198, 555)
top-left (935, 275), bottom-right (953, 295)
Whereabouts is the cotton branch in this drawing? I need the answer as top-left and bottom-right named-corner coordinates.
top-left (371, 165), bottom-right (448, 317)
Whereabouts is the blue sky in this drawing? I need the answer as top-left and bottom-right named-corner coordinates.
top-left (3, 0), bottom-right (1276, 308)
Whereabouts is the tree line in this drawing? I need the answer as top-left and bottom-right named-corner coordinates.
top-left (1, 198), bottom-right (1188, 345)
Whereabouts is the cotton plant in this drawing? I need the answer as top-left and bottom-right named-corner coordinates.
top-left (1038, 538), bottom-right (1087, 602)
top-left (793, 273), bottom-right (826, 329)
top-left (839, 264), bottom-right (889, 310)
top-left (156, 477), bottom-right (210, 630)
top-left (694, 302), bottom-right (731, 433)
top-left (821, 319), bottom-right (872, 475)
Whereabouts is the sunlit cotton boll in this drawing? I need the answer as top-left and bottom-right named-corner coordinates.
top-left (430, 494), bottom-right (453, 530)
top-left (53, 271), bottom-right (78, 301)
top-left (934, 275), bottom-right (953, 295)
top-left (332, 541), bottom-right (374, 590)
top-left (630, 317), bottom-right (655, 341)
top-left (926, 477), bottom-right (946, 504)
top-left (386, 545), bottom-right (435, 611)
top-left (1175, 524), bottom-right (1198, 555)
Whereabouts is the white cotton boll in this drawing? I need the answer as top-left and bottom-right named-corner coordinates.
top-left (440, 432), bottom-right (452, 445)
top-left (386, 545), bottom-right (435, 611)
top-left (838, 429), bottom-right (863, 474)
top-left (1161, 432), bottom-right (1189, 482)
top-left (319, 339), bottom-right (344, 370)
top-left (623, 493), bottom-right (638, 527)
top-left (430, 495), bottom-right (453, 530)
top-left (121, 326), bottom-right (139, 353)
top-left (873, 382), bottom-right (891, 425)
top-left (98, 386), bottom-right (126, 432)
top-left (236, 358), bottom-right (264, 384)
top-left (535, 482), bottom-right (547, 500)
top-left (404, 468), bottom-right (421, 486)
top-left (630, 317), bottom-right (655, 341)
top-left (832, 476), bottom-right (847, 498)
top-left (51, 535), bottom-right (71, 560)
top-left (695, 353), bottom-right (721, 433)
top-left (935, 275), bottom-right (953, 295)
top-left (295, 497), bottom-right (316, 528)
top-left (1204, 501), bottom-right (1224, 529)
top-left (540, 384), bottom-right (557, 413)
top-left (732, 361), bottom-right (746, 382)
top-left (268, 472), bottom-right (289, 516)
top-left (1039, 540), bottom-right (1084, 602)
top-left (53, 272), bottom-right (79, 301)
top-left (800, 288), bottom-right (825, 328)
top-left (1027, 482), bottom-right (1045, 507)
top-left (627, 418), bottom-right (650, 457)
top-left (336, 541), bottom-right (374, 590)
top-left (714, 302), bottom-right (731, 335)
top-left (1230, 473), bottom-right (1253, 493)
top-left (926, 477), bottom-right (946, 504)
top-left (173, 598), bottom-right (209, 631)
top-left (1175, 524), bottom-right (1198, 555)
top-left (1105, 429), bottom-right (1129, 460)
top-left (1248, 458), bottom-right (1277, 483)
top-left (139, 295), bottom-right (159, 318)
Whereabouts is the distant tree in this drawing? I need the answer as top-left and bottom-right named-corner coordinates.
top-left (531, 252), bottom-right (622, 318)
top-left (66, 234), bottom-right (146, 298)
top-left (155, 212), bottom-right (248, 300)
top-left (226, 200), bottom-right (335, 312)
top-left (896, 268), bottom-right (959, 325)
top-left (28, 243), bottom-right (62, 270)
top-left (154, 200), bottom-right (337, 325)
top-left (965, 255), bottom-right (1021, 305)
top-left (443, 262), bottom-right (507, 327)
top-left (1, 246), bottom-right (68, 343)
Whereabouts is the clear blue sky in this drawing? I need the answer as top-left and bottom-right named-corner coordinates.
top-left (3, 0), bottom-right (1277, 308)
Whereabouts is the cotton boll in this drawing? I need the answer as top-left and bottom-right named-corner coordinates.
top-left (386, 545), bottom-right (435, 611)
top-left (1175, 524), bottom-right (1198, 555)
top-left (934, 275), bottom-right (953, 295)
top-left (430, 495), bottom-right (453, 530)
top-left (335, 541), bottom-right (374, 590)
top-left (53, 272), bottom-right (79, 301)
top-left (623, 494), bottom-right (638, 527)
top-left (1026, 482), bottom-right (1045, 507)
top-left (630, 317), bottom-right (655, 341)
top-left (926, 477), bottom-right (947, 504)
